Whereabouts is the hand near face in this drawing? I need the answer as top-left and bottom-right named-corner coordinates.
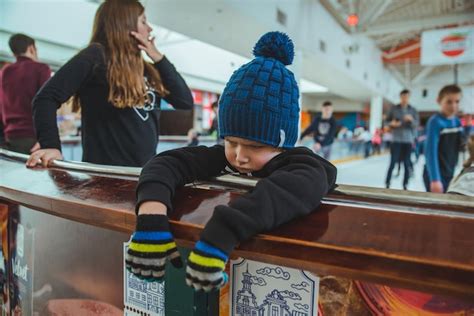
top-left (130, 31), bottom-right (163, 63)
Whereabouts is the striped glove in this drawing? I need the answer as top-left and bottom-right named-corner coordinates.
top-left (185, 241), bottom-right (229, 291)
top-left (126, 214), bottom-right (182, 282)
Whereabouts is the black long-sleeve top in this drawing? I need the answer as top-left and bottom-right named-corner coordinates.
top-left (33, 44), bottom-right (194, 167)
top-left (137, 145), bottom-right (337, 254)
top-left (300, 114), bottom-right (337, 146)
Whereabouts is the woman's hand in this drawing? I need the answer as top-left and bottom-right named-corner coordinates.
top-left (26, 148), bottom-right (63, 168)
top-left (130, 31), bottom-right (163, 63)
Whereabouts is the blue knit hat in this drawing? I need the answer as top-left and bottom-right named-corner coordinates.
top-left (218, 32), bottom-right (300, 148)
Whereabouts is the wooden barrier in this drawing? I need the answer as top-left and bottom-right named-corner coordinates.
top-left (1, 149), bottom-right (473, 315)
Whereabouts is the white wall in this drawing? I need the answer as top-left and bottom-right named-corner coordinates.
top-left (0, 0), bottom-right (96, 65)
top-left (408, 64), bottom-right (474, 112)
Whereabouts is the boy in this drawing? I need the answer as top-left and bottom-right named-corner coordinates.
top-left (424, 85), bottom-right (464, 193)
top-left (300, 101), bottom-right (337, 160)
top-left (125, 32), bottom-right (337, 292)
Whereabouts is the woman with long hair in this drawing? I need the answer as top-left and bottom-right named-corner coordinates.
top-left (27, 0), bottom-right (193, 167)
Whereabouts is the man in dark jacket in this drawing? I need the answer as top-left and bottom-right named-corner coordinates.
top-left (1, 34), bottom-right (51, 154)
top-left (300, 101), bottom-right (337, 160)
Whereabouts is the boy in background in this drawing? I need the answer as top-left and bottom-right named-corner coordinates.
top-left (424, 85), bottom-right (464, 193)
top-left (125, 32), bottom-right (337, 291)
top-left (300, 101), bottom-right (337, 160)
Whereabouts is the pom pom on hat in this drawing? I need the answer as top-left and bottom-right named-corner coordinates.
top-left (252, 31), bottom-right (294, 65)
top-left (219, 31), bottom-right (300, 148)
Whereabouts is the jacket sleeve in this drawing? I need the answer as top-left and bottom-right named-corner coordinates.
top-left (320, 118), bottom-right (337, 146)
top-left (136, 145), bottom-right (227, 213)
top-left (385, 107), bottom-right (394, 125)
top-left (300, 117), bottom-right (317, 140)
top-left (200, 154), bottom-right (337, 254)
top-left (36, 63), bottom-right (52, 92)
top-left (154, 56), bottom-right (194, 110)
top-left (33, 45), bottom-right (102, 150)
top-left (0, 71), bottom-right (4, 144)
top-left (425, 116), bottom-right (441, 182)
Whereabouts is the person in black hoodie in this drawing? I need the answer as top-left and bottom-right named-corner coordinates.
top-left (27, 0), bottom-right (193, 168)
top-left (300, 101), bottom-right (337, 160)
top-left (125, 32), bottom-right (337, 292)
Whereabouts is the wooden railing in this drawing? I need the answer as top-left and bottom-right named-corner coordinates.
top-left (0, 149), bottom-right (473, 315)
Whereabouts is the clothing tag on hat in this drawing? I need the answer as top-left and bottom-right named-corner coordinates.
top-left (278, 129), bottom-right (286, 147)
top-left (123, 242), bottom-right (165, 316)
top-left (229, 258), bottom-right (320, 316)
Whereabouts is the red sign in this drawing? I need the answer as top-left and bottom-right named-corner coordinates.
top-left (441, 33), bottom-right (467, 57)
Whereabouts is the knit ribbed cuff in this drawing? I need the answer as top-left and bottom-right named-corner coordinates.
top-left (136, 214), bottom-right (170, 232)
top-left (136, 182), bottom-right (173, 215)
top-left (200, 208), bottom-right (241, 255)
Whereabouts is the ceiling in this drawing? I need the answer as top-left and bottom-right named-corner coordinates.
top-left (320, 0), bottom-right (474, 85)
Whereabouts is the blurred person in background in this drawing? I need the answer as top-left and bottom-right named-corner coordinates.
top-left (186, 129), bottom-right (199, 147)
top-left (424, 85), bottom-right (464, 193)
top-left (0, 67), bottom-right (4, 148)
top-left (371, 128), bottom-right (382, 155)
top-left (27, 0), bottom-right (193, 168)
top-left (207, 100), bottom-right (224, 145)
top-left (384, 89), bottom-right (419, 190)
top-left (300, 101), bottom-right (337, 159)
top-left (1, 34), bottom-right (50, 154)
top-left (361, 127), bottom-right (372, 158)
top-left (382, 126), bottom-right (393, 151)
top-left (414, 125), bottom-right (426, 163)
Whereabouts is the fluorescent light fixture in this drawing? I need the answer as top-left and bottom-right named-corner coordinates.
top-left (300, 79), bottom-right (329, 93)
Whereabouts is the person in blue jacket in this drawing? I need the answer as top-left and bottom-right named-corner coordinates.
top-left (424, 84), bottom-right (464, 193)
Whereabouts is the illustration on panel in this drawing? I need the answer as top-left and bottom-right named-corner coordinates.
top-left (123, 243), bottom-right (165, 316)
top-left (230, 258), bottom-right (319, 316)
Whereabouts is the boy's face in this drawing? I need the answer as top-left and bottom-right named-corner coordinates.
top-left (224, 136), bottom-right (282, 173)
top-left (400, 93), bottom-right (410, 105)
top-left (322, 105), bottom-right (333, 118)
top-left (438, 93), bottom-right (461, 117)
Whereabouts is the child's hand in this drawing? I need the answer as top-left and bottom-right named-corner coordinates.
top-left (126, 214), bottom-right (182, 282)
top-left (185, 241), bottom-right (228, 292)
top-left (430, 181), bottom-right (444, 193)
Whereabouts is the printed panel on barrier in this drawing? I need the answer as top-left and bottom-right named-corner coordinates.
top-left (9, 218), bottom-right (35, 315)
top-left (230, 258), bottom-right (319, 316)
top-left (124, 243), bottom-right (165, 316)
top-left (0, 205), bottom-right (8, 315)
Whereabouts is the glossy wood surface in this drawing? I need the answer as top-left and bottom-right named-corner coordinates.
top-left (1, 156), bottom-right (473, 300)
